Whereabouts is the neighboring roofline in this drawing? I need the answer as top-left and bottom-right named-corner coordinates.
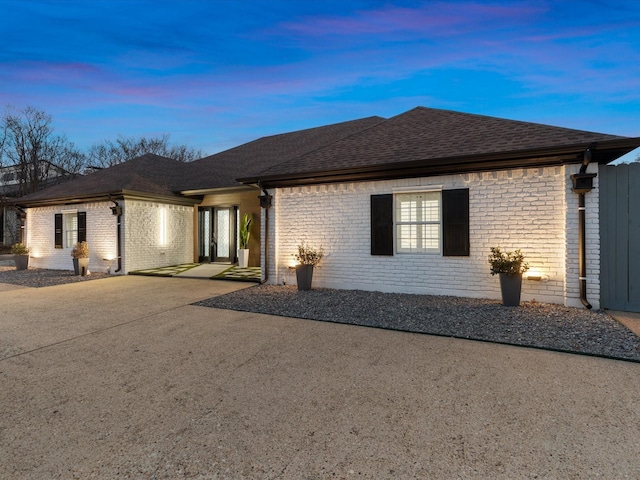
top-left (239, 138), bottom-right (640, 188)
top-left (14, 190), bottom-right (202, 208)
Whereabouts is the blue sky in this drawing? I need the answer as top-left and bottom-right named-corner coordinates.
top-left (1, 1), bottom-right (639, 161)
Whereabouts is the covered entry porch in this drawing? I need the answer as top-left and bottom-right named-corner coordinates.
top-left (191, 187), bottom-right (263, 268)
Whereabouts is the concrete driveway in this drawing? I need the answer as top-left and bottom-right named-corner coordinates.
top-left (0, 276), bottom-right (639, 479)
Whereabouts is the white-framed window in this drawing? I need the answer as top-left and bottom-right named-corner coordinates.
top-left (63, 212), bottom-right (78, 248)
top-left (55, 211), bottom-right (85, 249)
top-left (395, 191), bottom-right (441, 253)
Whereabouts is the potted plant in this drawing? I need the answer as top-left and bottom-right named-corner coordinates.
top-left (293, 241), bottom-right (324, 291)
top-left (488, 247), bottom-right (529, 306)
top-left (71, 241), bottom-right (90, 276)
top-left (238, 213), bottom-right (252, 268)
top-left (11, 243), bottom-right (30, 271)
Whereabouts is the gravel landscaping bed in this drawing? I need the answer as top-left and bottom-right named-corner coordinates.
top-left (195, 285), bottom-right (640, 362)
top-left (0, 266), bottom-right (110, 287)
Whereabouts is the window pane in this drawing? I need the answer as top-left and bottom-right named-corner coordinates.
top-left (395, 191), bottom-right (441, 253)
top-left (422, 198), bottom-right (439, 222)
top-left (421, 224), bottom-right (439, 249)
top-left (64, 213), bottom-right (77, 248)
top-left (203, 210), bottom-right (210, 257)
top-left (398, 224), bottom-right (418, 250)
top-left (216, 209), bottom-right (229, 258)
top-left (396, 194), bottom-right (416, 222)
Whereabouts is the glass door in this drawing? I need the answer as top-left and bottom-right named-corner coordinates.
top-left (198, 208), bottom-right (212, 262)
top-left (213, 207), bottom-right (235, 262)
top-left (199, 206), bottom-right (237, 263)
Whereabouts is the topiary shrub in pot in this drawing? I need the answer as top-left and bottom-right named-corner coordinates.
top-left (71, 241), bottom-right (90, 276)
top-left (293, 241), bottom-right (324, 291)
top-left (11, 243), bottom-right (30, 271)
top-left (488, 247), bottom-right (529, 306)
top-left (238, 213), bottom-right (252, 268)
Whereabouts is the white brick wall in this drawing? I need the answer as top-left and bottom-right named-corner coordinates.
top-left (267, 165), bottom-right (601, 307)
top-left (122, 199), bottom-right (194, 273)
top-left (25, 199), bottom-right (194, 275)
top-left (25, 202), bottom-right (117, 273)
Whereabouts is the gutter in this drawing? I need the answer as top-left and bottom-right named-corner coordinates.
top-left (238, 137), bottom-right (640, 189)
top-left (14, 190), bottom-right (201, 209)
top-left (109, 197), bottom-right (123, 273)
top-left (257, 183), bottom-right (273, 284)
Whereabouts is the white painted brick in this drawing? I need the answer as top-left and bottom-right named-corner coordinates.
top-left (26, 202), bottom-right (117, 273)
top-left (267, 165), bottom-right (601, 308)
top-left (122, 200), bottom-right (193, 273)
top-left (25, 199), bottom-right (194, 275)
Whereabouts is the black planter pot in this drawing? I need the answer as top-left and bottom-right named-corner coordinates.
top-left (499, 273), bottom-right (523, 306)
top-left (14, 255), bottom-right (29, 271)
top-left (295, 265), bottom-right (314, 291)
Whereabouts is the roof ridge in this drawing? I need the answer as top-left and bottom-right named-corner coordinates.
top-left (195, 115), bottom-right (386, 163)
top-left (411, 105), bottom-right (628, 138)
top-left (247, 116), bottom-right (389, 179)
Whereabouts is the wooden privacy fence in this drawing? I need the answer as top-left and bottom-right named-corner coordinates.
top-left (599, 162), bottom-right (640, 312)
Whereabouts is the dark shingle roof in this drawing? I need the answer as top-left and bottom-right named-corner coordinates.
top-left (16, 107), bottom-right (639, 204)
top-left (249, 107), bottom-right (635, 183)
top-left (15, 116), bottom-right (385, 205)
top-left (17, 154), bottom-right (187, 205)
top-left (179, 115), bottom-right (385, 190)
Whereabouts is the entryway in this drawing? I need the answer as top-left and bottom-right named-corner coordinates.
top-left (198, 206), bottom-right (238, 263)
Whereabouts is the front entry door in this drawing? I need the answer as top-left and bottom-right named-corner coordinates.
top-left (198, 206), bottom-right (237, 263)
top-left (213, 206), bottom-right (237, 263)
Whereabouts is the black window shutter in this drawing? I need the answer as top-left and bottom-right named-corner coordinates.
top-left (371, 194), bottom-right (393, 255)
top-left (442, 189), bottom-right (470, 256)
top-left (54, 214), bottom-right (63, 248)
top-left (77, 211), bottom-right (87, 242)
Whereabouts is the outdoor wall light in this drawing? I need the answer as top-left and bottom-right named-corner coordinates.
top-left (259, 194), bottom-right (273, 209)
top-left (525, 270), bottom-right (549, 282)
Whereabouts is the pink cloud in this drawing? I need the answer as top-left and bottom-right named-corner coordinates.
top-left (277, 2), bottom-right (544, 38)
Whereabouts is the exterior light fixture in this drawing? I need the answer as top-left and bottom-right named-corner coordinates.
top-left (525, 270), bottom-right (549, 282)
top-left (259, 194), bottom-right (272, 209)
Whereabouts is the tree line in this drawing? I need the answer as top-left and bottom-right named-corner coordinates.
top-left (0, 105), bottom-right (205, 197)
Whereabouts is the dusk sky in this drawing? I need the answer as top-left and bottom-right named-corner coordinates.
top-left (2, 1), bottom-right (639, 161)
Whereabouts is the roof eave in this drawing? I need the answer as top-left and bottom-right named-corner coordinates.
top-left (239, 138), bottom-right (640, 188)
top-left (15, 190), bottom-right (201, 208)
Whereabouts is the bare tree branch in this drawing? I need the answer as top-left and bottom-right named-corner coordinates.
top-left (0, 106), bottom-right (86, 196)
top-left (87, 134), bottom-right (204, 168)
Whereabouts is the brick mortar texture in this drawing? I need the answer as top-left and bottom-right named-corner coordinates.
top-left (121, 199), bottom-right (193, 273)
top-left (267, 165), bottom-right (600, 307)
top-left (26, 202), bottom-right (117, 273)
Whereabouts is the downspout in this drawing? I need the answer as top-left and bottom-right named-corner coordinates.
top-left (110, 198), bottom-right (123, 273)
top-left (577, 190), bottom-right (591, 309)
top-left (573, 148), bottom-right (595, 309)
top-left (258, 183), bottom-right (273, 284)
